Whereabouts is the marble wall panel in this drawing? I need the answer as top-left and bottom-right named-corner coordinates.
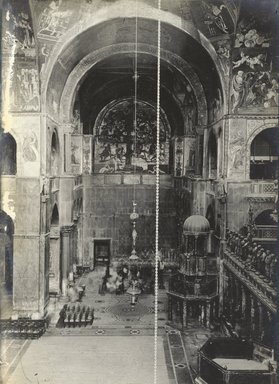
top-left (15, 178), bottom-right (40, 233)
top-left (13, 236), bottom-right (40, 312)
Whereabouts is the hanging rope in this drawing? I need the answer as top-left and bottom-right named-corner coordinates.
top-left (154, 1), bottom-right (161, 383)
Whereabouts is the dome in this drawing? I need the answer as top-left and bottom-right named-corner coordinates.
top-left (183, 215), bottom-right (210, 235)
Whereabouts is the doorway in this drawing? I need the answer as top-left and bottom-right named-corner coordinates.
top-left (94, 239), bottom-right (111, 267)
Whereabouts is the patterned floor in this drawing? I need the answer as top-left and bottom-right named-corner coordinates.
top-left (49, 266), bottom-right (168, 331)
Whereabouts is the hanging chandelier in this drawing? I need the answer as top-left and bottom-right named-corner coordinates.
top-left (129, 200), bottom-right (139, 260)
top-left (129, 10), bottom-right (139, 261)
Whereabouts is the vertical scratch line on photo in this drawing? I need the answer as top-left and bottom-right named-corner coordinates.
top-left (154, 1), bottom-right (161, 384)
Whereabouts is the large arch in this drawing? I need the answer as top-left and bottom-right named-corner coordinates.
top-left (59, 43), bottom-right (208, 125)
top-left (41, 2), bottom-right (227, 107)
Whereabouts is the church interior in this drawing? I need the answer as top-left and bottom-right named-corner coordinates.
top-left (0, 0), bottom-right (278, 383)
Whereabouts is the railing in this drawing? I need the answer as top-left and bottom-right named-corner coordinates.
top-left (198, 338), bottom-right (274, 384)
top-left (254, 226), bottom-right (277, 239)
top-left (199, 354), bottom-right (272, 384)
top-left (223, 251), bottom-right (276, 313)
top-left (0, 319), bottom-right (46, 339)
top-left (169, 275), bottom-right (218, 297)
top-left (250, 182), bottom-right (276, 195)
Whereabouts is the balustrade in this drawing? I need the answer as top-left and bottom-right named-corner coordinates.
top-left (0, 319), bottom-right (46, 339)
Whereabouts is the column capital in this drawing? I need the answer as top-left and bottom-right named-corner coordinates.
top-left (61, 224), bottom-right (74, 234)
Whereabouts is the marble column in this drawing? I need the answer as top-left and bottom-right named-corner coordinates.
top-left (257, 303), bottom-right (264, 341)
top-left (49, 226), bottom-right (60, 294)
top-left (168, 295), bottom-right (173, 321)
top-left (250, 296), bottom-right (256, 337)
top-left (61, 225), bottom-right (73, 296)
top-left (218, 260), bottom-right (224, 315)
top-left (227, 271), bottom-right (233, 316)
top-left (182, 300), bottom-right (187, 330)
top-left (77, 214), bottom-right (84, 265)
top-left (202, 128), bottom-right (209, 179)
top-left (240, 285), bottom-right (246, 317)
top-left (206, 300), bottom-right (211, 328)
top-left (244, 291), bottom-right (252, 335)
top-left (214, 297), bottom-right (219, 318)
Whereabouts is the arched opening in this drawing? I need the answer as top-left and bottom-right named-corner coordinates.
top-left (250, 128), bottom-right (279, 180)
top-left (208, 132), bottom-right (217, 179)
top-left (49, 204), bottom-right (61, 294)
top-left (42, 14), bottom-right (225, 279)
top-left (206, 205), bottom-right (215, 230)
top-left (254, 209), bottom-right (277, 251)
top-left (206, 204), bottom-right (216, 255)
top-left (51, 204), bottom-right (59, 226)
top-left (0, 210), bottom-right (14, 293)
top-left (50, 130), bottom-right (60, 176)
top-left (0, 132), bottom-right (17, 175)
top-left (93, 98), bottom-right (171, 174)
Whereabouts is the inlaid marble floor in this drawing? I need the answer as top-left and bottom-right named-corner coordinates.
top-left (49, 266), bottom-right (168, 329)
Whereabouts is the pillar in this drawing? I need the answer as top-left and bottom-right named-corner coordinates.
top-left (202, 128), bottom-right (209, 178)
top-left (182, 300), bottom-right (187, 330)
top-left (61, 225), bottom-right (73, 295)
top-left (244, 291), bottom-right (251, 337)
top-left (168, 295), bottom-right (173, 321)
top-left (206, 300), bottom-right (211, 328)
top-left (250, 296), bottom-right (255, 337)
top-left (77, 214), bottom-right (84, 265)
top-left (13, 178), bottom-right (45, 318)
top-left (258, 303), bottom-right (264, 341)
top-left (214, 297), bottom-right (219, 318)
top-left (49, 226), bottom-right (60, 294)
top-left (240, 285), bottom-right (246, 317)
top-left (219, 260), bottom-right (224, 315)
top-left (194, 235), bottom-right (198, 274)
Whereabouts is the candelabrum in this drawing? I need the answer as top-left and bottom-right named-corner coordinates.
top-left (129, 200), bottom-right (139, 260)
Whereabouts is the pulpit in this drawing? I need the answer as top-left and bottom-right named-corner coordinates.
top-left (168, 215), bottom-right (218, 329)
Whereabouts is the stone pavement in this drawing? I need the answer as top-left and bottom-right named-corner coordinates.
top-left (6, 336), bottom-right (171, 384)
top-left (0, 339), bottom-right (30, 384)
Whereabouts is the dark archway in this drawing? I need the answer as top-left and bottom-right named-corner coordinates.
top-left (250, 128), bottom-right (279, 180)
top-left (49, 203), bottom-right (61, 294)
top-left (0, 210), bottom-right (14, 292)
top-left (206, 204), bottom-right (215, 231)
top-left (255, 209), bottom-right (277, 226)
top-left (0, 132), bottom-right (17, 175)
top-left (51, 204), bottom-right (59, 226)
top-left (50, 130), bottom-right (60, 176)
top-left (208, 132), bottom-right (217, 179)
